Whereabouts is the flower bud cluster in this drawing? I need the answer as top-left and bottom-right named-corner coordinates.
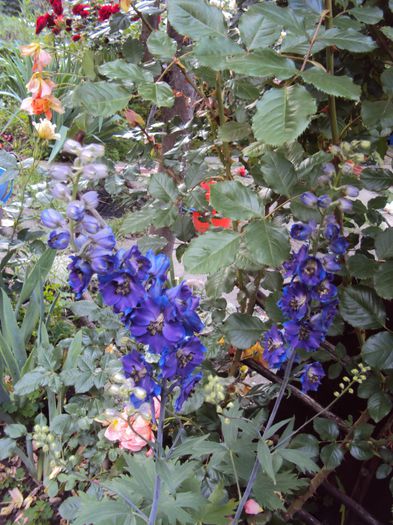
top-left (204, 375), bottom-right (226, 404)
top-left (32, 424), bottom-right (61, 457)
top-left (264, 214), bottom-right (349, 394)
top-left (333, 363), bottom-right (371, 397)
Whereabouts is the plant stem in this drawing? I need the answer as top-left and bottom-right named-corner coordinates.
top-left (325, 0), bottom-right (340, 145)
top-left (231, 350), bottom-right (296, 524)
top-left (215, 72), bottom-right (232, 179)
top-left (148, 387), bottom-right (166, 525)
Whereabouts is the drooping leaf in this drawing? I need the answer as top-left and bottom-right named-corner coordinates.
top-left (226, 50), bottom-right (297, 80)
top-left (339, 286), bottom-right (385, 329)
top-left (320, 444), bottom-right (344, 469)
top-left (252, 86), bottom-right (317, 146)
top-left (368, 392), bottom-right (392, 423)
top-left (210, 181), bottom-right (263, 220)
top-left (375, 228), bottom-right (393, 259)
top-left (183, 231), bottom-right (241, 274)
top-left (319, 28), bottom-right (377, 52)
top-left (149, 172), bottom-right (179, 202)
top-left (138, 81), bottom-right (175, 107)
top-left (239, 4), bottom-right (281, 49)
top-left (244, 220), bottom-right (290, 267)
top-left (71, 82), bottom-right (132, 117)
top-left (374, 262), bottom-right (393, 299)
top-left (276, 448), bottom-right (319, 473)
top-left (259, 150), bottom-right (298, 196)
top-left (224, 313), bottom-right (265, 349)
top-left (362, 331), bottom-right (393, 370)
top-left (301, 68), bottom-right (360, 100)
top-left (167, 0), bottom-right (226, 40)
top-left (381, 26), bottom-right (393, 42)
top-left (217, 122), bottom-right (251, 142)
top-left (147, 30), bottom-right (177, 59)
top-left (99, 59), bottom-right (153, 82)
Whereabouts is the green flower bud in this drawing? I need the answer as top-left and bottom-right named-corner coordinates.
top-left (42, 426), bottom-right (49, 433)
top-left (33, 424), bottom-right (41, 433)
top-left (42, 444), bottom-right (49, 453)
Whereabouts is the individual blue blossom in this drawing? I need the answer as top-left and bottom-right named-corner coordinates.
top-left (324, 222), bottom-right (340, 241)
top-left (345, 185), bottom-right (359, 198)
top-left (82, 163), bottom-right (108, 180)
top-left (117, 246), bottom-right (151, 281)
top-left (49, 164), bottom-right (72, 181)
top-left (300, 362), bottom-right (325, 393)
top-left (317, 195), bottom-right (332, 209)
top-left (81, 191), bottom-right (99, 209)
top-left (81, 214), bottom-right (100, 234)
top-left (300, 192), bottom-right (318, 207)
top-left (41, 208), bottom-right (65, 229)
top-left (90, 226), bottom-right (116, 250)
top-left (122, 350), bottom-right (160, 407)
top-left (330, 236), bottom-right (349, 255)
top-left (68, 256), bottom-right (93, 299)
top-left (298, 256), bottom-right (326, 286)
top-left (145, 250), bottom-right (170, 281)
top-left (174, 373), bottom-right (202, 412)
top-left (99, 270), bottom-right (145, 313)
top-left (90, 251), bottom-right (117, 274)
top-left (51, 182), bottom-right (71, 201)
top-left (165, 282), bottom-right (204, 334)
top-left (278, 283), bottom-right (309, 321)
top-left (48, 229), bottom-right (70, 250)
top-left (312, 278), bottom-right (337, 304)
top-left (160, 337), bottom-right (206, 380)
top-left (263, 326), bottom-right (288, 368)
top-left (284, 318), bottom-right (325, 352)
top-left (129, 297), bottom-right (186, 353)
top-left (322, 254), bottom-right (342, 272)
top-left (339, 197), bottom-right (353, 212)
top-left (290, 222), bottom-right (313, 241)
top-left (67, 201), bottom-right (85, 221)
top-left (282, 245), bottom-right (308, 278)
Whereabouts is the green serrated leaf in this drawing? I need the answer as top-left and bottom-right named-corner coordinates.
top-left (183, 230), bottom-right (241, 274)
top-left (224, 313), bottom-right (264, 349)
top-left (71, 82), bottom-right (132, 117)
top-left (375, 228), bottom-right (393, 259)
top-left (258, 440), bottom-right (276, 483)
top-left (301, 68), bottom-right (360, 100)
top-left (350, 6), bottom-right (383, 25)
top-left (138, 81), bottom-right (175, 107)
top-left (244, 220), bottom-right (290, 267)
top-left (276, 448), bottom-right (319, 473)
top-left (168, 0), bottom-right (226, 40)
top-left (362, 331), bottom-right (393, 370)
top-left (147, 30), bottom-right (177, 59)
top-left (252, 85), bottom-right (317, 146)
top-left (210, 181), bottom-right (262, 220)
top-left (374, 262), bottom-right (393, 299)
top-left (217, 122), bottom-right (251, 142)
top-left (313, 418), bottom-right (339, 440)
top-left (339, 286), bottom-right (385, 329)
top-left (320, 443), bottom-right (344, 469)
top-left (368, 392), bottom-right (392, 423)
top-left (99, 59), bottom-right (152, 82)
top-left (320, 28), bottom-right (377, 52)
top-left (347, 254), bottom-right (377, 279)
top-left (149, 172), bottom-right (179, 202)
top-left (226, 49), bottom-right (297, 80)
top-left (239, 4), bottom-right (281, 49)
top-left (260, 150), bottom-right (298, 196)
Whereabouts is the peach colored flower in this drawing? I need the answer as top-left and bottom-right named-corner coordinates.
top-left (104, 413), bottom-right (155, 453)
top-left (21, 94), bottom-right (64, 119)
top-left (20, 43), bottom-right (52, 72)
top-left (244, 499), bottom-right (263, 515)
top-left (26, 74), bottom-right (56, 98)
top-left (33, 119), bottom-right (60, 140)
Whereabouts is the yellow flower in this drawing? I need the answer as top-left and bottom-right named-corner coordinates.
top-left (120, 0), bottom-right (131, 11)
top-left (32, 119), bottom-right (60, 141)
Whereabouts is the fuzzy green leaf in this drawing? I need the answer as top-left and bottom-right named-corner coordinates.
top-left (183, 231), bottom-right (241, 274)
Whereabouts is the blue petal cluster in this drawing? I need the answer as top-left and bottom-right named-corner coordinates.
top-left (264, 215), bottom-right (348, 393)
top-left (41, 142), bottom-right (206, 412)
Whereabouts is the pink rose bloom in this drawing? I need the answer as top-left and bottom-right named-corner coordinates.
top-left (104, 412), bottom-right (156, 453)
top-left (244, 499), bottom-right (263, 515)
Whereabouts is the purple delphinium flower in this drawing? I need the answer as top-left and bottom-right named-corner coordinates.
top-left (67, 201), bottom-right (85, 222)
top-left (81, 214), bottom-right (100, 234)
top-left (48, 229), bottom-right (70, 250)
top-left (290, 222), bottom-right (313, 241)
top-left (312, 278), bottom-right (337, 304)
top-left (122, 350), bottom-right (161, 407)
top-left (174, 373), bottom-right (202, 412)
top-left (282, 245), bottom-right (308, 278)
top-left (81, 191), bottom-right (99, 209)
top-left (41, 209), bottom-right (65, 229)
top-left (145, 250), bottom-right (170, 281)
top-left (324, 222), bottom-right (340, 241)
top-left (99, 270), bottom-right (145, 313)
top-left (330, 236), bottom-right (349, 255)
top-left (322, 254), bottom-right (342, 272)
top-left (160, 337), bottom-right (206, 380)
top-left (51, 182), bottom-right (71, 201)
top-left (339, 197), bottom-right (353, 212)
top-left (68, 256), bottom-right (93, 298)
top-left (263, 326), bottom-right (288, 368)
top-left (300, 192), bottom-right (318, 207)
top-left (317, 195), bottom-right (332, 209)
top-left (278, 283), bottom-right (309, 321)
top-left (345, 185), bottom-right (359, 198)
top-left (90, 252), bottom-right (117, 274)
top-left (284, 319), bottom-right (325, 352)
top-left (90, 226), bottom-right (116, 250)
top-left (300, 362), bottom-right (325, 393)
top-left (129, 297), bottom-right (186, 353)
top-left (298, 256), bottom-right (326, 286)
top-left (118, 246), bottom-right (151, 281)
top-left (165, 282), bottom-right (204, 334)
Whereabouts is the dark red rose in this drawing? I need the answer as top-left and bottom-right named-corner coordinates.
top-left (72, 34), bottom-right (81, 41)
top-left (65, 18), bottom-right (72, 31)
top-left (49, 0), bottom-right (63, 16)
top-left (98, 5), bottom-right (113, 21)
top-left (112, 3), bottom-right (120, 14)
top-left (72, 3), bottom-right (89, 17)
top-left (35, 13), bottom-right (51, 34)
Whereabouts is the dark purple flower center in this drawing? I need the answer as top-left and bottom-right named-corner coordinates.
top-left (115, 276), bottom-right (132, 296)
top-left (130, 365), bottom-right (148, 382)
top-left (176, 349), bottom-right (194, 368)
top-left (298, 326), bottom-right (309, 340)
top-left (307, 369), bottom-right (319, 383)
top-left (267, 336), bottom-right (281, 352)
top-left (290, 296), bottom-right (306, 310)
top-left (303, 260), bottom-right (318, 277)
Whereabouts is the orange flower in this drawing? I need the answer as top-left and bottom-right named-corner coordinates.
top-left (21, 94), bottom-right (64, 119)
top-left (20, 43), bottom-right (52, 72)
top-left (26, 73), bottom-right (56, 98)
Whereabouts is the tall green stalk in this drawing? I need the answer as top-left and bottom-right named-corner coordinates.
top-left (325, 0), bottom-right (339, 145)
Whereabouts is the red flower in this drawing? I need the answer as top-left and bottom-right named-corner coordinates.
top-left (72, 34), bottom-right (81, 41)
top-left (72, 3), bottom-right (89, 17)
top-left (49, 0), bottom-right (63, 16)
top-left (35, 13), bottom-right (52, 34)
top-left (237, 166), bottom-right (247, 177)
top-left (98, 3), bottom-right (119, 21)
top-left (65, 18), bottom-right (73, 32)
